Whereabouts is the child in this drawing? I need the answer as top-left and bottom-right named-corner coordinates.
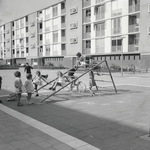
top-left (89, 56), bottom-right (101, 76)
top-left (0, 76), bottom-right (2, 103)
top-left (49, 71), bottom-right (65, 91)
top-left (24, 74), bottom-right (34, 104)
top-left (14, 71), bottom-right (23, 106)
top-left (76, 52), bottom-right (86, 67)
top-left (66, 66), bottom-right (78, 90)
top-left (32, 71), bottom-right (43, 97)
top-left (89, 70), bottom-right (98, 96)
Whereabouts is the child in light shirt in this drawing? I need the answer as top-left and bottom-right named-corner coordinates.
top-left (14, 71), bottom-right (23, 106)
top-left (24, 74), bottom-right (34, 104)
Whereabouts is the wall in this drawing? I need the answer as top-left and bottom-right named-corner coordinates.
top-left (0, 0), bottom-right (63, 25)
top-left (66, 0), bottom-right (83, 56)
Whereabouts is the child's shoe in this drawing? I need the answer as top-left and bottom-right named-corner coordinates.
top-left (49, 87), bottom-right (52, 90)
top-left (17, 103), bottom-right (23, 106)
top-left (91, 93), bottom-right (95, 96)
top-left (45, 74), bottom-right (48, 79)
top-left (52, 88), bottom-right (56, 91)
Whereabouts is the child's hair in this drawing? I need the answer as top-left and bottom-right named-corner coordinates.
top-left (89, 70), bottom-right (94, 77)
top-left (36, 71), bottom-right (41, 76)
top-left (14, 71), bottom-right (21, 77)
top-left (57, 71), bottom-right (63, 77)
top-left (76, 52), bottom-right (81, 57)
top-left (26, 74), bottom-right (32, 80)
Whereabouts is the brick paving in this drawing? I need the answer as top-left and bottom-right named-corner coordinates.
top-left (1, 68), bottom-right (150, 149)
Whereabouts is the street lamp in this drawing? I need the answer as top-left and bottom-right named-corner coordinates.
top-left (120, 37), bottom-right (126, 76)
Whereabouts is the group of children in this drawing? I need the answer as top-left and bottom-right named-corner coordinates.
top-left (14, 70), bottom-right (47, 106)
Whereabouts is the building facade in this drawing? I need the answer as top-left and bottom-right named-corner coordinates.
top-left (0, 0), bottom-right (150, 69)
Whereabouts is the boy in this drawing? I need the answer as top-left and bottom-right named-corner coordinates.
top-left (24, 63), bottom-right (33, 75)
top-left (14, 71), bottom-right (23, 106)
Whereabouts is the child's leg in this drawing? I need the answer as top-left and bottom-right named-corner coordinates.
top-left (27, 93), bottom-right (33, 104)
top-left (49, 82), bottom-right (55, 90)
top-left (89, 86), bottom-right (95, 96)
top-left (17, 93), bottom-right (23, 106)
top-left (33, 83), bottom-right (39, 96)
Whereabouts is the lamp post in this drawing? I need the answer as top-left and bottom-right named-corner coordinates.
top-left (120, 37), bottom-right (126, 76)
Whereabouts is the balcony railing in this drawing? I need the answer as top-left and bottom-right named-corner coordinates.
top-left (53, 51), bottom-right (59, 56)
top-left (112, 9), bottom-right (122, 17)
top-left (83, 33), bottom-right (91, 39)
top-left (129, 24), bottom-right (139, 32)
top-left (128, 44), bottom-right (139, 52)
top-left (111, 46), bottom-right (122, 52)
top-left (61, 8), bottom-right (66, 14)
top-left (96, 0), bottom-right (105, 4)
top-left (21, 53), bottom-right (24, 57)
top-left (61, 49), bottom-right (66, 55)
top-left (61, 23), bottom-right (66, 28)
top-left (61, 36), bottom-right (66, 42)
top-left (96, 30), bottom-right (105, 37)
top-left (38, 29), bottom-right (43, 33)
top-left (129, 3), bottom-right (140, 13)
top-left (96, 13), bottom-right (105, 20)
top-left (45, 14), bottom-right (50, 20)
top-left (112, 28), bottom-right (121, 34)
top-left (39, 40), bottom-right (43, 45)
top-left (26, 22), bottom-right (28, 26)
top-left (84, 17), bottom-right (91, 23)
top-left (46, 51), bottom-right (50, 56)
top-left (45, 28), bottom-right (50, 32)
top-left (45, 40), bottom-right (50, 44)
top-left (96, 47), bottom-right (105, 53)
top-left (26, 43), bottom-right (29, 47)
top-left (83, 48), bottom-right (91, 54)
top-left (53, 25), bottom-right (58, 31)
top-left (83, 0), bottom-right (91, 7)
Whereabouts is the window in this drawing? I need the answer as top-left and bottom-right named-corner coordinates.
top-left (53, 18), bottom-right (58, 30)
top-left (40, 34), bottom-right (43, 41)
top-left (53, 5), bottom-right (58, 17)
top-left (61, 2), bottom-right (65, 9)
top-left (45, 7), bottom-right (50, 19)
top-left (111, 37), bottom-right (122, 52)
top-left (95, 5), bottom-right (105, 20)
top-left (61, 44), bottom-right (65, 50)
top-left (20, 28), bottom-right (24, 37)
top-left (86, 40), bottom-right (91, 49)
top-left (20, 18), bottom-right (24, 27)
top-left (16, 20), bottom-right (19, 28)
top-left (112, 18), bottom-right (121, 34)
top-left (46, 45), bottom-right (50, 51)
top-left (96, 38), bottom-right (105, 53)
top-left (61, 30), bottom-right (65, 37)
top-left (45, 21), bottom-right (50, 32)
top-left (26, 27), bottom-right (28, 32)
top-left (53, 31), bottom-right (58, 43)
top-left (45, 33), bottom-right (50, 44)
top-left (95, 22), bottom-right (105, 37)
top-left (112, 0), bottom-right (122, 16)
top-left (16, 30), bottom-right (20, 38)
top-left (86, 24), bottom-right (91, 33)
top-left (61, 16), bottom-right (65, 24)
top-left (26, 47), bottom-right (28, 53)
top-left (26, 37), bottom-right (28, 43)
top-left (86, 9), bottom-right (91, 17)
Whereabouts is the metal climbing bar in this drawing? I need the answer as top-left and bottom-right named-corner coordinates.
top-left (41, 60), bottom-right (117, 103)
top-left (36, 70), bottom-right (69, 92)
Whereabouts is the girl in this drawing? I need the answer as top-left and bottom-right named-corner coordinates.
top-left (32, 71), bottom-right (43, 96)
top-left (14, 71), bottom-right (23, 106)
top-left (89, 70), bottom-right (98, 96)
top-left (49, 71), bottom-right (66, 91)
top-left (24, 74), bottom-right (34, 104)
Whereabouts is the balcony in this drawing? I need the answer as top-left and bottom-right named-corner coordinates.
top-left (96, 13), bottom-right (105, 20)
top-left (26, 22), bottom-right (28, 26)
top-left (128, 44), bottom-right (139, 52)
top-left (112, 46), bottom-right (122, 52)
top-left (112, 9), bottom-right (122, 17)
top-left (96, 30), bottom-right (105, 37)
top-left (61, 49), bottom-right (66, 55)
top-left (83, 33), bottom-right (91, 39)
top-left (21, 53), bottom-right (24, 57)
top-left (96, 0), bottom-right (105, 4)
top-left (26, 43), bottom-right (29, 47)
top-left (38, 29), bottom-right (43, 33)
top-left (83, 48), bottom-right (91, 54)
top-left (53, 51), bottom-right (59, 56)
top-left (96, 47), bottom-right (105, 53)
top-left (39, 40), bottom-right (43, 45)
top-left (16, 44), bottom-right (19, 48)
top-left (46, 51), bottom-right (50, 56)
top-left (61, 8), bottom-right (66, 14)
top-left (12, 26), bottom-right (14, 30)
top-left (53, 25), bottom-right (58, 31)
top-left (61, 23), bottom-right (66, 28)
top-left (45, 40), bottom-right (50, 45)
top-left (83, 0), bottom-right (91, 8)
top-left (45, 14), bottom-right (50, 20)
top-left (20, 23), bottom-right (24, 28)
top-left (16, 54), bottom-right (19, 58)
top-left (84, 17), bottom-right (91, 23)
top-left (129, 24), bottom-right (139, 33)
top-left (61, 36), bottom-right (66, 42)
top-left (45, 28), bottom-right (50, 32)
top-left (129, 3), bottom-right (140, 13)
top-left (12, 45), bottom-right (15, 49)
top-left (112, 28), bottom-right (121, 35)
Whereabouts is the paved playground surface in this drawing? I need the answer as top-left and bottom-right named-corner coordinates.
top-left (0, 68), bottom-right (150, 150)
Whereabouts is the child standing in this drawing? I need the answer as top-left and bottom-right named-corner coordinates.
top-left (89, 70), bottom-right (98, 96)
top-left (0, 76), bottom-right (2, 103)
top-left (14, 71), bottom-right (23, 106)
top-left (32, 71), bottom-right (42, 97)
top-left (49, 71), bottom-right (66, 91)
top-left (24, 74), bottom-right (34, 104)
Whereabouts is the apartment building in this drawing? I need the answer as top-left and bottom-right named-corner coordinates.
top-left (0, 0), bottom-right (150, 69)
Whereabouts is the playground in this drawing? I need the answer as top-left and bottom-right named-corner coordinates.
top-left (0, 64), bottom-right (150, 150)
